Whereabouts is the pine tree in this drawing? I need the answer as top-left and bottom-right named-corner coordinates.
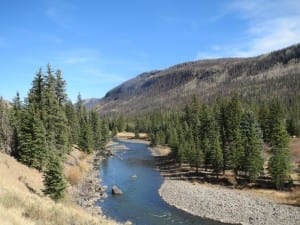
top-left (0, 97), bottom-right (13, 153)
top-left (44, 67), bottom-right (70, 155)
top-left (210, 119), bottom-right (223, 179)
top-left (28, 69), bottom-right (45, 119)
top-left (89, 110), bottom-right (105, 150)
top-left (18, 106), bottom-right (47, 170)
top-left (43, 154), bottom-right (66, 201)
top-left (258, 104), bottom-right (271, 142)
top-left (240, 111), bottom-right (264, 181)
top-left (75, 94), bottom-right (94, 153)
top-left (10, 92), bottom-right (22, 158)
top-left (268, 115), bottom-right (291, 189)
top-left (100, 120), bottom-right (110, 149)
top-left (65, 101), bottom-right (80, 145)
top-left (229, 128), bottom-right (244, 177)
top-left (215, 97), bottom-right (229, 173)
top-left (79, 116), bottom-right (94, 154)
top-left (55, 69), bottom-right (67, 106)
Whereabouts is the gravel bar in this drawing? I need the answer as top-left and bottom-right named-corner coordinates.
top-left (159, 180), bottom-right (300, 225)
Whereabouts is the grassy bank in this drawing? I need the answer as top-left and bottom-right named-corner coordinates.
top-left (0, 150), bottom-right (116, 225)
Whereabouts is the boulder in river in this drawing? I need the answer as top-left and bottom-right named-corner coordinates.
top-left (112, 185), bottom-right (123, 195)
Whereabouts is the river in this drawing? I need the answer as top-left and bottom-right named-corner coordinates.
top-left (98, 139), bottom-right (229, 225)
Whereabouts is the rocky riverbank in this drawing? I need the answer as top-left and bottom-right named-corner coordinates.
top-left (71, 152), bottom-right (108, 216)
top-left (159, 180), bottom-right (300, 225)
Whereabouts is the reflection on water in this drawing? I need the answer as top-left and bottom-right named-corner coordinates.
top-left (98, 139), bottom-right (229, 225)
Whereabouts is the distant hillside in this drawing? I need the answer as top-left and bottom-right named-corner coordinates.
top-left (93, 44), bottom-right (300, 116)
top-left (82, 98), bottom-right (101, 110)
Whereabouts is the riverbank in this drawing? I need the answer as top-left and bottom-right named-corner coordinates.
top-left (69, 141), bottom-right (134, 225)
top-left (159, 178), bottom-right (300, 225)
top-left (67, 148), bottom-right (107, 216)
top-left (149, 145), bottom-right (171, 156)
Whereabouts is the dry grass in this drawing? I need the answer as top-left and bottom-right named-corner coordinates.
top-left (246, 187), bottom-right (300, 206)
top-left (116, 132), bottom-right (148, 139)
top-left (150, 145), bottom-right (171, 156)
top-left (64, 148), bottom-right (91, 186)
top-left (0, 151), bottom-right (116, 225)
top-left (0, 188), bottom-right (116, 225)
top-left (65, 167), bottom-right (82, 185)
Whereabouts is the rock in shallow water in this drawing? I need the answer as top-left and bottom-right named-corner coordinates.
top-left (112, 185), bottom-right (123, 195)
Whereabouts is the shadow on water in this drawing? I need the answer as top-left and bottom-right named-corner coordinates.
top-left (98, 139), bottom-right (235, 225)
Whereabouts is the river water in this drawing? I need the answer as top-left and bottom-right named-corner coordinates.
top-left (98, 139), bottom-right (228, 225)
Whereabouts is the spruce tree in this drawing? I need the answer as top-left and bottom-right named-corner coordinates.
top-left (43, 154), bottom-right (66, 201)
top-left (79, 116), bottom-right (94, 154)
top-left (44, 67), bottom-right (70, 155)
top-left (229, 128), bottom-right (244, 177)
top-left (28, 69), bottom-right (45, 119)
top-left (55, 69), bottom-right (67, 106)
top-left (65, 101), bottom-right (80, 145)
top-left (89, 110), bottom-right (102, 150)
top-left (199, 106), bottom-right (212, 170)
top-left (0, 97), bottom-right (13, 153)
top-left (268, 114), bottom-right (291, 189)
top-left (210, 119), bottom-right (223, 179)
top-left (100, 120), bottom-right (110, 149)
top-left (240, 111), bottom-right (264, 181)
top-left (10, 92), bottom-right (22, 158)
top-left (18, 106), bottom-right (47, 170)
top-left (258, 104), bottom-right (271, 143)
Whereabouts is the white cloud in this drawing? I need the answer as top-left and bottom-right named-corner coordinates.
top-left (197, 0), bottom-right (300, 59)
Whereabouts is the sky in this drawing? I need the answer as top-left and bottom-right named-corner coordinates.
top-left (0, 0), bottom-right (299, 102)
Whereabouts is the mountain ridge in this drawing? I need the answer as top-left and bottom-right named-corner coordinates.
top-left (88, 43), bottom-right (300, 116)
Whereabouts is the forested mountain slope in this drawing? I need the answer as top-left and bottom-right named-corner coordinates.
top-left (93, 43), bottom-right (300, 116)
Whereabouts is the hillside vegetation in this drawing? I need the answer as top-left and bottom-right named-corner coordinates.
top-left (0, 150), bottom-right (116, 225)
top-left (93, 43), bottom-right (300, 116)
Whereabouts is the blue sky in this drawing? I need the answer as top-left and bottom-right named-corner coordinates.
top-left (0, 0), bottom-right (299, 102)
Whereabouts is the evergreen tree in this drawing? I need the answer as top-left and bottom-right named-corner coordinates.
top-left (228, 128), bottom-right (244, 177)
top-left (215, 97), bottom-right (229, 173)
top-left (65, 101), bottom-right (80, 145)
top-left (89, 110), bottom-right (102, 150)
top-left (10, 92), bottom-right (22, 158)
top-left (240, 111), bottom-right (264, 181)
top-left (100, 120), bottom-right (110, 149)
top-left (210, 119), bottom-right (223, 179)
top-left (55, 69), bottom-right (67, 106)
top-left (0, 97), bottom-right (12, 153)
top-left (28, 69), bottom-right (45, 119)
top-left (44, 67), bottom-right (70, 155)
top-left (43, 154), bottom-right (66, 201)
top-left (268, 114), bottom-right (291, 189)
top-left (18, 106), bottom-right (47, 170)
top-left (258, 104), bottom-right (271, 142)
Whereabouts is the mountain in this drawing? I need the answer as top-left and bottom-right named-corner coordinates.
top-left (82, 98), bottom-right (101, 110)
top-left (93, 44), bottom-right (300, 116)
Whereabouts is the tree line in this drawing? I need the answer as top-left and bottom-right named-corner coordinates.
top-left (0, 65), bottom-right (111, 200)
top-left (132, 95), bottom-right (294, 189)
